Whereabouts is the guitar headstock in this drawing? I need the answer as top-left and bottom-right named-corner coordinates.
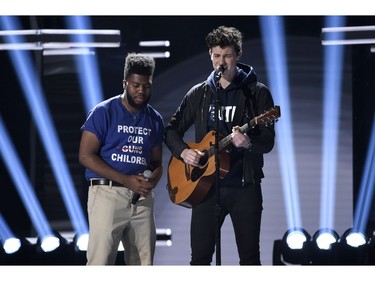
top-left (256, 105), bottom-right (281, 126)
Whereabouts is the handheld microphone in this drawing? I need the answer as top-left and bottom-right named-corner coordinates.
top-left (215, 64), bottom-right (226, 79)
top-left (131, 170), bottom-right (153, 205)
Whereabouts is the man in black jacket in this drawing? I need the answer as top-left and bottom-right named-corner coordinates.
top-left (164, 26), bottom-right (275, 265)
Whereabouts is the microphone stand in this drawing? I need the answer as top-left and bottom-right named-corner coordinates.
top-left (214, 69), bottom-right (222, 265)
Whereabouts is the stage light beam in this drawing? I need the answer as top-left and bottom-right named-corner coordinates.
top-left (259, 15), bottom-right (302, 230)
top-left (320, 15), bottom-right (346, 231)
top-left (64, 16), bottom-right (105, 113)
top-left (0, 116), bottom-right (55, 244)
top-left (0, 16), bottom-right (89, 238)
top-left (0, 214), bottom-right (21, 254)
top-left (353, 114), bottom-right (375, 233)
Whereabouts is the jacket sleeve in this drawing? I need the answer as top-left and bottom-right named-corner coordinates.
top-left (248, 83), bottom-right (276, 154)
top-left (164, 83), bottom-right (203, 159)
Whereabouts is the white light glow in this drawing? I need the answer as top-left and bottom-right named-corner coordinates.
top-left (286, 231), bottom-right (307, 250)
top-left (316, 232), bottom-right (337, 250)
top-left (156, 228), bottom-right (172, 235)
top-left (40, 235), bottom-right (60, 252)
top-left (0, 43), bottom-right (41, 50)
top-left (3, 237), bottom-right (21, 254)
top-left (322, 25), bottom-right (375, 33)
top-left (345, 232), bottom-right (367, 248)
top-left (75, 233), bottom-right (89, 251)
top-left (139, 51), bottom-right (170, 58)
top-left (0, 28), bottom-right (121, 49)
top-left (43, 48), bottom-right (95, 56)
top-left (139, 40), bottom-right (170, 47)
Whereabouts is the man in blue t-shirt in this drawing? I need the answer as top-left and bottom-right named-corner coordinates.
top-left (79, 53), bottom-right (164, 265)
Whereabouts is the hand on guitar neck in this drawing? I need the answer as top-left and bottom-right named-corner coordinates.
top-left (231, 126), bottom-right (252, 148)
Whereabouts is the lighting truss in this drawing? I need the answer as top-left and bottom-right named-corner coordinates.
top-left (0, 29), bottom-right (121, 50)
top-left (322, 25), bottom-right (375, 45)
top-left (138, 39), bottom-right (170, 58)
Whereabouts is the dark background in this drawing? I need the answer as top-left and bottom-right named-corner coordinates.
top-left (1, 15), bottom-right (374, 264)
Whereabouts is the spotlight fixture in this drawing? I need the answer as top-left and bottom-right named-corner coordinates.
top-left (2, 237), bottom-right (21, 254)
top-left (35, 232), bottom-right (72, 265)
top-left (273, 228), bottom-right (311, 265)
top-left (39, 235), bottom-right (60, 253)
top-left (312, 228), bottom-right (339, 250)
top-left (284, 228), bottom-right (311, 250)
top-left (0, 237), bottom-right (35, 265)
top-left (337, 228), bottom-right (369, 264)
top-left (37, 232), bottom-right (69, 253)
top-left (71, 233), bottom-right (89, 265)
top-left (73, 233), bottom-right (89, 251)
top-left (310, 228), bottom-right (340, 264)
top-left (340, 228), bottom-right (368, 247)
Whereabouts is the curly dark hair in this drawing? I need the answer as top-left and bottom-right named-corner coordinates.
top-left (123, 53), bottom-right (156, 79)
top-left (205, 26), bottom-right (243, 55)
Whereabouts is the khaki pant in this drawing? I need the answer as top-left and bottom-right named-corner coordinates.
top-left (86, 183), bottom-right (155, 265)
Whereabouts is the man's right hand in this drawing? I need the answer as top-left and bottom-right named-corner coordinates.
top-left (180, 148), bottom-right (205, 167)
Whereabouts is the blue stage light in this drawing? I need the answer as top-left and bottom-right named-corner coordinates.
top-left (259, 16), bottom-right (302, 230)
top-left (0, 116), bottom-right (55, 240)
top-left (0, 16), bottom-right (88, 237)
top-left (353, 114), bottom-right (375, 233)
top-left (64, 16), bottom-right (105, 113)
top-left (0, 214), bottom-right (21, 254)
top-left (319, 16), bottom-right (346, 231)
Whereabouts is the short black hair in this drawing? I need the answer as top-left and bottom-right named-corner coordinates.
top-left (123, 53), bottom-right (156, 79)
top-left (205, 26), bottom-right (243, 55)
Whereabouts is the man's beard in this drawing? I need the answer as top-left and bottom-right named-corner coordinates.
top-left (126, 91), bottom-right (150, 110)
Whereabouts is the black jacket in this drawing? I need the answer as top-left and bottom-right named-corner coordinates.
top-left (165, 63), bottom-right (275, 186)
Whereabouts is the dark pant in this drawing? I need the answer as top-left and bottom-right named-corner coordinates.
top-left (190, 183), bottom-right (263, 265)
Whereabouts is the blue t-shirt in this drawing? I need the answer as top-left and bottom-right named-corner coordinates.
top-left (81, 95), bottom-right (164, 180)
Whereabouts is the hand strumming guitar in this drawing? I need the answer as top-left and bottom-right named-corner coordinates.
top-left (180, 148), bottom-right (205, 167)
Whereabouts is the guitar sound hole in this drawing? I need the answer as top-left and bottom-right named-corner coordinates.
top-left (190, 151), bottom-right (209, 182)
top-left (191, 166), bottom-right (207, 182)
top-left (198, 151), bottom-right (208, 166)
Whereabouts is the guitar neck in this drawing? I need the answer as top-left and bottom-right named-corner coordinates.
top-left (207, 118), bottom-right (256, 156)
top-left (220, 119), bottom-right (254, 150)
top-left (206, 105), bottom-right (280, 157)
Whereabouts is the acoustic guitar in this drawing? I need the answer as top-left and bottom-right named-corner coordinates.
top-left (167, 106), bottom-right (280, 208)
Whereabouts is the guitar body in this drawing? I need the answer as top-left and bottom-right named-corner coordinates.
top-left (167, 131), bottom-right (230, 208)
